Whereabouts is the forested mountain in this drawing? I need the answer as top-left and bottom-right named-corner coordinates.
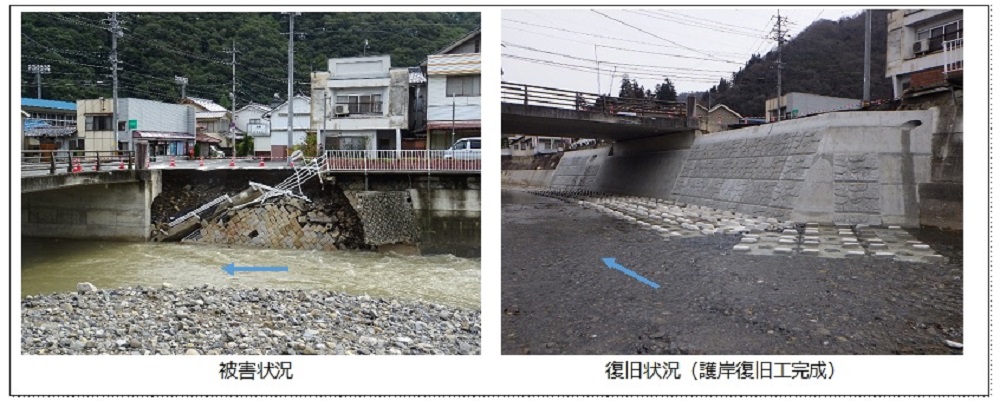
top-left (20, 12), bottom-right (480, 108)
top-left (678, 10), bottom-right (893, 118)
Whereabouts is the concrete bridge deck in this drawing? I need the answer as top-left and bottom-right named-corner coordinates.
top-left (501, 82), bottom-right (697, 140)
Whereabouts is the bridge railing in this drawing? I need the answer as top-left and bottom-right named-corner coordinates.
top-left (21, 150), bottom-right (136, 175)
top-left (501, 81), bottom-right (687, 118)
top-left (324, 150), bottom-right (480, 172)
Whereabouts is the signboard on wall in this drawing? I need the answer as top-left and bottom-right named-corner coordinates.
top-left (248, 123), bottom-right (269, 137)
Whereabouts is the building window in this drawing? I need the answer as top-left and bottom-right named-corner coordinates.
top-left (917, 19), bottom-right (962, 53)
top-left (446, 75), bottom-right (481, 97)
top-left (85, 114), bottom-right (112, 131)
top-left (335, 94), bottom-right (382, 114)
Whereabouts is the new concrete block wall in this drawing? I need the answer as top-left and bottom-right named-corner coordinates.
top-left (500, 170), bottom-right (555, 188)
top-left (548, 147), bottom-right (610, 191)
top-left (670, 110), bottom-right (936, 226)
top-left (593, 149), bottom-right (689, 199)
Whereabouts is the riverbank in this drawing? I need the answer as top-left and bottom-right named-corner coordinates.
top-left (22, 284), bottom-right (480, 355)
top-left (502, 190), bottom-right (962, 355)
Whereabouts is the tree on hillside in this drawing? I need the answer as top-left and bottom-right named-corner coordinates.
top-left (654, 77), bottom-right (677, 102)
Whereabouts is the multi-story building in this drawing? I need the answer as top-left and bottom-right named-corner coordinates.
top-left (21, 98), bottom-right (78, 152)
top-left (310, 55), bottom-right (409, 153)
top-left (885, 9), bottom-right (963, 98)
top-left (424, 28), bottom-right (481, 150)
top-left (182, 96), bottom-right (235, 147)
top-left (77, 97), bottom-right (196, 156)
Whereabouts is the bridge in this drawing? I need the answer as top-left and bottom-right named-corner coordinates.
top-left (21, 149), bottom-right (479, 192)
top-left (501, 82), bottom-right (698, 140)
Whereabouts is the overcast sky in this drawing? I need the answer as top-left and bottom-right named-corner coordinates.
top-left (501, 7), bottom-right (863, 95)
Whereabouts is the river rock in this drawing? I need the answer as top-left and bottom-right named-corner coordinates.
top-left (77, 282), bottom-right (97, 293)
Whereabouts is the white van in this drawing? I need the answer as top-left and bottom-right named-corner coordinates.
top-left (443, 137), bottom-right (481, 159)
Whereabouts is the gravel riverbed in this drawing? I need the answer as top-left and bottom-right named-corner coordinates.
top-left (22, 284), bottom-right (480, 355)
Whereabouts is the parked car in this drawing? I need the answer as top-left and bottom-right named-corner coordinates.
top-left (443, 137), bottom-right (481, 159)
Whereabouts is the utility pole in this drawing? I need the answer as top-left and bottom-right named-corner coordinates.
top-left (104, 12), bottom-right (125, 150)
top-left (594, 45), bottom-right (601, 95)
top-left (225, 40), bottom-right (240, 151)
top-left (770, 10), bottom-right (789, 122)
top-left (863, 9), bottom-right (872, 103)
top-left (283, 12), bottom-right (300, 159)
top-left (322, 89), bottom-right (328, 157)
top-left (174, 76), bottom-right (188, 101)
top-left (27, 64), bottom-right (50, 99)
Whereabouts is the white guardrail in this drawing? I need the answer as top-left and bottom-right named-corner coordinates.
top-left (323, 150), bottom-right (481, 172)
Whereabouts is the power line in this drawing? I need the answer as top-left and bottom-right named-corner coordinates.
top-left (657, 10), bottom-right (765, 33)
top-left (627, 10), bottom-right (766, 39)
top-left (503, 18), bottom-right (740, 60)
top-left (505, 42), bottom-right (740, 70)
top-left (590, 10), bottom-right (736, 65)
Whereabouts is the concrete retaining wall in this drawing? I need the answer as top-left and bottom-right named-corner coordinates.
top-left (500, 170), bottom-right (554, 187)
top-left (671, 111), bottom-right (935, 226)
top-left (593, 150), bottom-right (689, 198)
top-left (548, 147), bottom-right (611, 191)
top-left (22, 170), bottom-right (161, 241)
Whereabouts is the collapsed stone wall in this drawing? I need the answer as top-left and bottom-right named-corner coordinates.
top-left (188, 197), bottom-right (366, 251)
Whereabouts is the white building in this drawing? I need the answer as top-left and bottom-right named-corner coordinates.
top-left (885, 9), bottom-right (963, 98)
top-left (311, 55), bottom-right (409, 153)
top-left (234, 103), bottom-right (271, 134)
top-left (424, 28), bottom-right (481, 150)
top-left (263, 95), bottom-right (311, 159)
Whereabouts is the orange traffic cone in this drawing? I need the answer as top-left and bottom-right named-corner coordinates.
top-left (169, 156), bottom-right (176, 168)
top-left (118, 158), bottom-right (125, 170)
top-left (229, 157), bottom-right (236, 168)
top-left (72, 158), bottom-right (81, 173)
top-left (199, 157), bottom-right (204, 167)
top-left (258, 158), bottom-right (265, 167)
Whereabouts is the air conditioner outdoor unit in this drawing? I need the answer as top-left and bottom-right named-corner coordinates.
top-left (913, 39), bottom-right (930, 54)
top-left (334, 104), bottom-right (350, 115)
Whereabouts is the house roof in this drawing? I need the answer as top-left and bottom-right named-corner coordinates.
top-left (695, 103), bottom-right (742, 118)
top-left (184, 97), bottom-right (227, 112)
top-left (236, 102), bottom-right (271, 114)
top-left (262, 95), bottom-right (311, 118)
top-left (432, 27), bottom-right (481, 56)
top-left (196, 111), bottom-right (229, 120)
top-left (22, 98), bottom-right (76, 111)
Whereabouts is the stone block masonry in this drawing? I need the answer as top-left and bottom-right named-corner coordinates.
top-left (190, 198), bottom-right (364, 251)
top-left (349, 191), bottom-right (420, 247)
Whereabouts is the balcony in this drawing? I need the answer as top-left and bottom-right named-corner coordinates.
top-left (943, 38), bottom-right (963, 77)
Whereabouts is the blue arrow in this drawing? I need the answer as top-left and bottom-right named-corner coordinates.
top-left (222, 262), bottom-right (289, 276)
top-left (601, 258), bottom-right (660, 289)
